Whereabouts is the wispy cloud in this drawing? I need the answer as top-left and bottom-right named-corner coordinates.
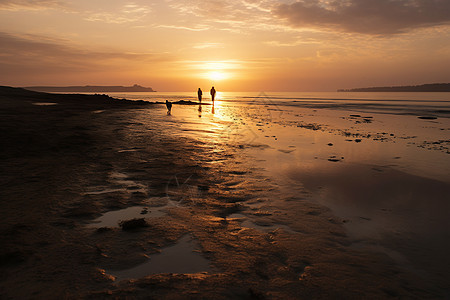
top-left (173, 58), bottom-right (286, 73)
top-left (176, 60), bottom-right (244, 71)
top-left (84, 2), bottom-right (151, 24)
top-left (0, 0), bottom-right (65, 11)
top-left (155, 24), bottom-right (209, 31)
top-left (274, 0), bottom-right (450, 35)
top-left (0, 32), bottom-right (170, 76)
top-left (166, 0), bottom-right (275, 26)
top-left (192, 42), bottom-right (224, 49)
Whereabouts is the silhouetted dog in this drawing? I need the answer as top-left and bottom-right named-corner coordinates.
top-left (165, 100), bottom-right (172, 114)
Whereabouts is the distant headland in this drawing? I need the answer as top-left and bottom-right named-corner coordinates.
top-left (338, 83), bottom-right (450, 92)
top-left (24, 84), bottom-right (155, 93)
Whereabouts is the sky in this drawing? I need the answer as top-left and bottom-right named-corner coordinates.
top-left (0, 0), bottom-right (449, 91)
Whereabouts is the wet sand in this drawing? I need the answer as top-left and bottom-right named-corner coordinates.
top-left (1, 87), bottom-right (449, 299)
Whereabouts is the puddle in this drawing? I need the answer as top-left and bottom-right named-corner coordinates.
top-left (229, 213), bottom-right (296, 233)
top-left (88, 206), bottom-right (167, 228)
top-left (32, 102), bottom-right (58, 106)
top-left (109, 235), bottom-right (211, 281)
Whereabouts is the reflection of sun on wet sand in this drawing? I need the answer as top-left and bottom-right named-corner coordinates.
top-left (0, 87), bottom-right (449, 298)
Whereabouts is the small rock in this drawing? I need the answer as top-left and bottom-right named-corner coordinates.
top-left (418, 116), bottom-right (437, 120)
top-left (327, 143), bottom-right (333, 146)
top-left (328, 158), bottom-right (340, 162)
top-left (119, 218), bottom-right (149, 231)
top-left (355, 139), bottom-right (362, 143)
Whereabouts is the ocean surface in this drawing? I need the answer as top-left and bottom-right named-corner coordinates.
top-left (100, 91), bottom-right (450, 179)
top-left (103, 91), bottom-right (450, 116)
top-left (88, 91), bottom-right (450, 182)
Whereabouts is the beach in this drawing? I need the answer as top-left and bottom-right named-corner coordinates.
top-left (1, 87), bottom-right (449, 299)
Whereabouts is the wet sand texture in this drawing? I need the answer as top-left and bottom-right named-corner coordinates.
top-left (0, 87), bottom-right (448, 299)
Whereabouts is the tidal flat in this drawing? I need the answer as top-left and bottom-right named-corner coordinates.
top-left (1, 87), bottom-right (449, 299)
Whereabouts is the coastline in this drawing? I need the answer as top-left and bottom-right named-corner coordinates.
top-left (338, 83), bottom-right (450, 92)
top-left (1, 88), bottom-right (449, 298)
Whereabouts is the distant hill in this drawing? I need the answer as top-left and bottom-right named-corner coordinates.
top-left (0, 85), bottom-right (153, 107)
top-left (338, 83), bottom-right (450, 92)
top-left (24, 84), bottom-right (155, 93)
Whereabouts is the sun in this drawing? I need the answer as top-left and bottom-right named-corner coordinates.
top-left (207, 71), bottom-right (228, 81)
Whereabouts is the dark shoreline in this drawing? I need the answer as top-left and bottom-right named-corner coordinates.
top-left (0, 86), bottom-right (209, 107)
top-left (24, 84), bottom-right (155, 93)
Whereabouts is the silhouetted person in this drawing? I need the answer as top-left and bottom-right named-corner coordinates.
top-left (210, 86), bottom-right (216, 102)
top-left (197, 88), bottom-right (202, 102)
top-left (165, 100), bottom-right (172, 115)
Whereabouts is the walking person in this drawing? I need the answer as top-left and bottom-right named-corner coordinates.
top-left (210, 86), bottom-right (216, 102)
top-left (197, 88), bottom-right (203, 102)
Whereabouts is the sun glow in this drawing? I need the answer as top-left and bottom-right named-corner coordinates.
top-left (207, 71), bottom-right (228, 81)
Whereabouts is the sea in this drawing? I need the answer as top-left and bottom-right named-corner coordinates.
top-left (101, 91), bottom-right (450, 117)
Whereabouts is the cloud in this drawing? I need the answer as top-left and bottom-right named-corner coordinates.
top-left (274, 0), bottom-right (450, 35)
top-left (264, 38), bottom-right (321, 47)
top-left (84, 3), bottom-right (151, 24)
top-left (178, 60), bottom-right (244, 70)
top-left (0, 0), bottom-right (64, 11)
top-left (192, 43), bottom-right (224, 49)
top-left (0, 32), bottom-right (170, 79)
top-left (164, 0), bottom-right (302, 34)
top-left (167, 0), bottom-right (274, 23)
top-left (156, 24), bottom-right (209, 31)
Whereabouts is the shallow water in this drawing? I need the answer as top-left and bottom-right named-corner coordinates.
top-left (146, 97), bottom-right (447, 283)
top-left (108, 235), bottom-right (211, 281)
top-left (88, 205), bottom-right (167, 228)
top-left (94, 92), bottom-right (449, 293)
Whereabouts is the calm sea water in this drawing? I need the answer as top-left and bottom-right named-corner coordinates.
top-left (104, 91), bottom-right (450, 116)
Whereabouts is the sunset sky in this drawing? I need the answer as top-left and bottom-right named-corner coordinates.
top-left (1, 0), bottom-right (449, 91)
